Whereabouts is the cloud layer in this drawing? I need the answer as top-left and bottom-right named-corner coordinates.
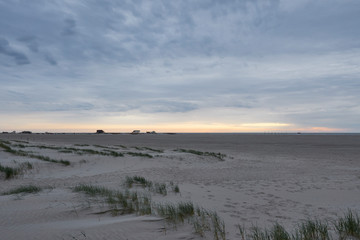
top-left (0, 0), bottom-right (359, 132)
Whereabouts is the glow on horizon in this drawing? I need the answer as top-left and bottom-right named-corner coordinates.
top-left (1, 122), bottom-right (348, 133)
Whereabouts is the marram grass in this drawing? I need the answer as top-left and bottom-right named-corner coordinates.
top-left (237, 211), bottom-right (360, 240)
top-left (0, 141), bottom-right (70, 165)
top-left (2, 185), bottom-right (41, 195)
top-left (73, 183), bottom-right (225, 240)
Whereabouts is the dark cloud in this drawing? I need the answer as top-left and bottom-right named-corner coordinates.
top-left (18, 36), bottom-right (39, 52)
top-left (0, 37), bottom-right (30, 65)
top-left (62, 18), bottom-right (76, 36)
top-left (0, 0), bottom-right (359, 131)
top-left (44, 52), bottom-right (57, 65)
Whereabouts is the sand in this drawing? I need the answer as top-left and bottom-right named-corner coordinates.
top-left (0, 133), bottom-right (359, 239)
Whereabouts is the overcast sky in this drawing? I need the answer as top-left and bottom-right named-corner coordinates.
top-left (0, 0), bottom-right (359, 133)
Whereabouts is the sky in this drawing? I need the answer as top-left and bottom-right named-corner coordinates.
top-left (0, 0), bottom-right (359, 133)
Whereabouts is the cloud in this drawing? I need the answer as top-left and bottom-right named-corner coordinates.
top-left (18, 35), bottom-right (39, 52)
top-left (139, 100), bottom-right (198, 113)
top-left (44, 52), bottom-right (57, 65)
top-left (61, 18), bottom-right (76, 36)
top-left (0, 37), bottom-right (30, 65)
top-left (0, 0), bottom-right (359, 132)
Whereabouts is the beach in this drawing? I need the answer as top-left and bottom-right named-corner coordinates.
top-left (0, 133), bottom-right (359, 239)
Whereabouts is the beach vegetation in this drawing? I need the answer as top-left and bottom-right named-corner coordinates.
top-left (73, 184), bottom-right (152, 216)
top-left (73, 183), bottom-right (224, 240)
top-left (0, 141), bottom-right (70, 165)
top-left (294, 219), bottom-right (330, 240)
top-left (125, 175), bottom-right (153, 188)
top-left (125, 175), bottom-right (179, 195)
top-left (0, 161), bottom-right (33, 180)
top-left (235, 216), bottom-right (360, 240)
top-left (174, 185), bottom-right (180, 193)
top-left (12, 140), bottom-right (29, 144)
top-left (125, 151), bottom-right (153, 158)
top-left (175, 148), bottom-right (226, 161)
top-left (2, 185), bottom-right (41, 195)
top-left (93, 144), bottom-right (117, 149)
top-left (143, 147), bottom-right (164, 153)
top-left (335, 210), bottom-right (360, 240)
top-left (115, 144), bottom-right (127, 149)
top-left (21, 161), bottom-right (33, 170)
top-left (74, 144), bottom-right (89, 147)
top-left (0, 164), bottom-right (20, 179)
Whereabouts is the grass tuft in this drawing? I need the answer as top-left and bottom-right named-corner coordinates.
top-left (125, 175), bottom-right (180, 195)
top-left (143, 147), bottom-right (164, 153)
top-left (73, 183), bottom-right (225, 240)
top-left (0, 164), bottom-right (19, 179)
top-left (0, 141), bottom-right (70, 165)
top-left (2, 185), bottom-right (41, 195)
top-left (175, 148), bottom-right (226, 161)
top-left (271, 223), bottom-right (291, 240)
top-left (335, 210), bottom-right (360, 240)
top-left (125, 152), bottom-right (153, 158)
top-left (73, 184), bottom-right (152, 216)
top-left (73, 184), bottom-right (113, 197)
top-left (294, 219), bottom-right (330, 240)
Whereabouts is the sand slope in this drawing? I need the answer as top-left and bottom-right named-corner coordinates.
top-left (0, 133), bottom-right (359, 239)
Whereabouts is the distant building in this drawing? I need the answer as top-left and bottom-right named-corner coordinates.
top-left (131, 130), bottom-right (140, 134)
top-left (96, 130), bottom-right (105, 134)
top-left (21, 131), bottom-right (32, 134)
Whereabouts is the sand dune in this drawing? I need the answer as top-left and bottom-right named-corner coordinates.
top-left (0, 133), bottom-right (359, 239)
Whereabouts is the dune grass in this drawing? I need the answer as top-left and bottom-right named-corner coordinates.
top-left (0, 141), bottom-right (70, 165)
top-left (0, 164), bottom-right (19, 179)
top-left (74, 144), bottom-right (89, 147)
top-left (2, 141), bottom-right (157, 164)
top-left (294, 219), bottom-right (330, 240)
top-left (74, 184), bottom-right (113, 197)
top-left (156, 201), bottom-right (195, 224)
top-left (2, 185), bottom-right (41, 195)
top-left (125, 175), bottom-right (179, 195)
top-left (156, 202), bottom-right (226, 240)
top-left (142, 147), bottom-right (164, 153)
top-left (236, 211), bottom-right (360, 240)
top-left (125, 151), bottom-right (153, 158)
top-left (335, 210), bottom-right (360, 240)
top-left (73, 184), bottom-right (152, 215)
top-left (3, 141), bottom-right (123, 158)
top-left (73, 183), bottom-right (225, 240)
top-left (0, 162), bottom-right (33, 180)
top-left (12, 140), bottom-right (29, 144)
top-left (125, 175), bottom-right (152, 188)
top-left (3, 141), bottom-right (159, 161)
top-left (73, 181), bottom-right (358, 240)
top-left (175, 148), bottom-right (226, 161)
top-left (115, 144), bottom-right (127, 149)
top-left (239, 220), bottom-right (329, 240)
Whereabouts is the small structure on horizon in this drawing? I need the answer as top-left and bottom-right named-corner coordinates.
top-left (131, 130), bottom-right (140, 134)
top-left (21, 131), bottom-right (32, 134)
top-left (146, 131), bottom-right (156, 134)
top-left (96, 130), bottom-right (105, 134)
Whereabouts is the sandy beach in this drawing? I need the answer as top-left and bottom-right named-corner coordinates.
top-left (0, 133), bottom-right (359, 239)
